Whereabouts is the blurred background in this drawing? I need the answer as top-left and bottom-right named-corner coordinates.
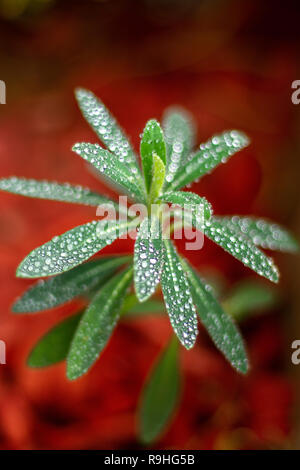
top-left (0, 0), bottom-right (299, 450)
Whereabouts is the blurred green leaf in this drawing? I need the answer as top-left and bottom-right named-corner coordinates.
top-left (215, 216), bottom-right (299, 253)
top-left (197, 270), bottom-right (226, 299)
top-left (161, 240), bottom-right (198, 349)
top-left (121, 293), bottom-right (139, 315)
top-left (138, 337), bottom-right (180, 444)
top-left (134, 216), bottom-right (164, 302)
top-left (28, 312), bottom-right (82, 368)
top-left (67, 266), bottom-right (133, 380)
top-left (159, 190), bottom-right (212, 223)
top-left (126, 299), bottom-right (165, 315)
top-left (13, 255), bottom-right (131, 313)
top-left (121, 293), bottom-right (164, 317)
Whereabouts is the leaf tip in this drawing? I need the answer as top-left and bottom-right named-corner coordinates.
top-left (26, 355), bottom-right (36, 368)
top-left (66, 364), bottom-right (80, 381)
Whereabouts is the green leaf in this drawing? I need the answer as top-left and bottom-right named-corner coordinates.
top-left (223, 280), bottom-right (278, 321)
top-left (27, 312), bottom-right (82, 368)
top-left (215, 216), bottom-right (299, 253)
top-left (67, 266), bottom-right (133, 380)
top-left (17, 219), bottom-right (137, 278)
top-left (161, 240), bottom-right (198, 349)
top-left (158, 190), bottom-right (212, 223)
top-left (134, 216), bottom-right (164, 302)
top-left (13, 255), bottom-right (131, 313)
top-left (138, 337), bottom-right (180, 444)
top-left (0, 177), bottom-right (119, 208)
top-left (168, 130), bottom-right (249, 191)
top-left (121, 294), bottom-right (165, 318)
top-left (120, 293), bottom-right (164, 317)
top-left (75, 88), bottom-right (142, 179)
top-left (140, 119), bottom-right (166, 192)
top-left (120, 292), bottom-right (139, 315)
top-left (162, 107), bottom-right (196, 187)
top-left (182, 259), bottom-right (249, 374)
top-left (205, 218), bottom-right (279, 283)
top-left (124, 299), bottom-right (165, 316)
top-left (72, 143), bottom-right (146, 203)
top-left (149, 154), bottom-right (165, 202)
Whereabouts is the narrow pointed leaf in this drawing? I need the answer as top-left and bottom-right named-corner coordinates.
top-left (13, 255), bottom-right (131, 313)
top-left (75, 88), bottom-right (142, 179)
top-left (17, 219), bottom-right (136, 278)
top-left (140, 119), bottom-right (166, 191)
top-left (0, 177), bottom-right (119, 208)
top-left (120, 293), bottom-right (164, 317)
top-left (102, 293), bottom-right (166, 318)
top-left (223, 280), bottom-right (278, 321)
top-left (149, 154), bottom-right (165, 202)
top-left (138, 337), bottom-right (180, 444)
top-left (169, 130), bottom-right (249, 191)
top-left (125, 300), bottom-right (164, 316)
top-left (67, 266), bottom-right (133, 380)
top-left (161, 240), bottom-right (198, 349)
top-left (134, 216), bottom-right (164, 302)
top-left (215, 215), bottom-right (299, 253)
top-left (158, 190), bottom-right (212, 224)
top-left (182, 259), bottom-right (249, 374)
top-left (163, 107), bottom-right (196, 187)
top-left (72, 143), bottom-right (146, 203)
top-left (27, 312), bottom-right (83, 368)
top-left (205, 218), bottom-right (279, 283)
